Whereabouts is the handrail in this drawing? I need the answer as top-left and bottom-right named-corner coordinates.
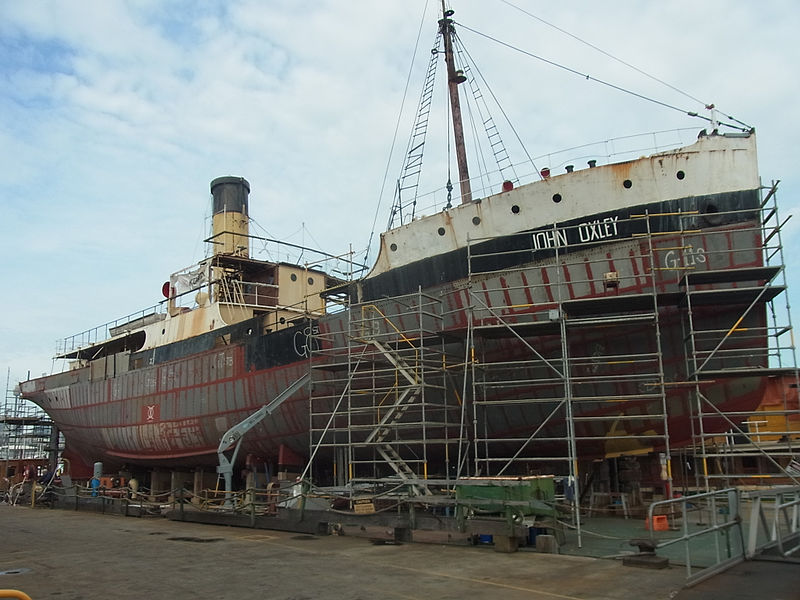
top-left (402, 127), bottom-right (701, 217)
top-left (52, 240), bottom-right (359, 361)
top-left (647, 488), bottom-right (744, 586)
top-left (775, 492), bottom-right (800, 556)
top-left (744, 485), bottom-right (800, 558)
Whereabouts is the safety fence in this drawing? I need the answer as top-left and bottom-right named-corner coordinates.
top-left (647, 485), bottom-right (800, 586)
top-left (744, 486), bottom-right (800, 559)
top-left (20, 480), bottom-right (308, 520)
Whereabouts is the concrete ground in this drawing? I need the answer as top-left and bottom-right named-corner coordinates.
top-left (0, 504), bottom-right (796, 599)
top-left (676, 560), bottom-right (800, 600)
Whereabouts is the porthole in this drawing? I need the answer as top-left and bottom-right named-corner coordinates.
top-left (677, 170), bottom-right (685, 180)
top-left (437, 227), bottom-right (446, 236)
top-left (307, 277), bottom-right (314, 285)
top-left (290, 273), bottom-right (297, 281)
top-left (623, 179), bottom-right (632, 189)
top-left (552, 193), bottom-right (562, 203)
top-left (390, 243), bottom-right (397, 251)
top-left (161, 328), bottom-right (166, 335)
top-left (511, 205), bottom-right (520, 214)
top-left (472, 216), bottom-right (481, 226)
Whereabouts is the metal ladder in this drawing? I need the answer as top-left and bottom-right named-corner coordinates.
top-left (390, 31), bottom-right (441, 227)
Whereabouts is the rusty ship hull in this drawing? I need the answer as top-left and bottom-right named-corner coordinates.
top-left (19, 131), bottom-right (783, 480)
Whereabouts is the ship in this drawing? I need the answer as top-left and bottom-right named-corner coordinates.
top-left (19, 5), bottom-right (792, 488)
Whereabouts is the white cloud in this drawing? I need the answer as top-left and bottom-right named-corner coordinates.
top-left (1, 0), bottom-right (800, 386)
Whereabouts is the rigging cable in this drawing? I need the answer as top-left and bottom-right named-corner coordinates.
top-left (499, 0), bottom-right (707, 107)
top-left (452, 37), bottom-right (493, 198)
top-left (365, 0), bottom-right (431, 265)
top-left (442, 0), bottom-right (454, 209)
top-left (498, 0), bottom-right (752, 131)
top-left (454, 31), bottom-right (538, 180)
top-left (445, 51), bottom-right (453, 210)
top-left (455, 21), bottom-right (751, 132)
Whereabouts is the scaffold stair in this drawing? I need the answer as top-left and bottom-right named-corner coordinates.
top-left (376, 444), bottom-right (430, 496)
top-left (364, 387), bottom-right (422, 445)
top-left (368, 339), bottom-right (419, 385)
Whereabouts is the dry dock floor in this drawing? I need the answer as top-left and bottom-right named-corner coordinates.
top-left (1, 504), bottom-right (796, 599)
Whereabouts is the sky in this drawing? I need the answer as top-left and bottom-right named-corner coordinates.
top-left (2, 0), bottom-right (800, 394)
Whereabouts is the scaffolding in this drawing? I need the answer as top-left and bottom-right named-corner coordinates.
top-left (309, 289), bottom-right (461, 496)
top-left (681, 182), bottom-right (800, 487)
top-left (461, 186), bottom-right (798, 500)
top-left (463, 212), bottom-right (672, 538)
top-left (305, 184), bottom-right (799, 536)
top-left (2, 368), bottom-right (58, 476)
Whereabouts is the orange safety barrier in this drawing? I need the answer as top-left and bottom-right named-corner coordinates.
top-left (0, 591), bottom-right (33, 600)
top-left (644, 515), bottom-right (669, 531)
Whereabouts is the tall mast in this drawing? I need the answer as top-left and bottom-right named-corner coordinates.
top-left (439, 2), bottom-right (472, 204)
